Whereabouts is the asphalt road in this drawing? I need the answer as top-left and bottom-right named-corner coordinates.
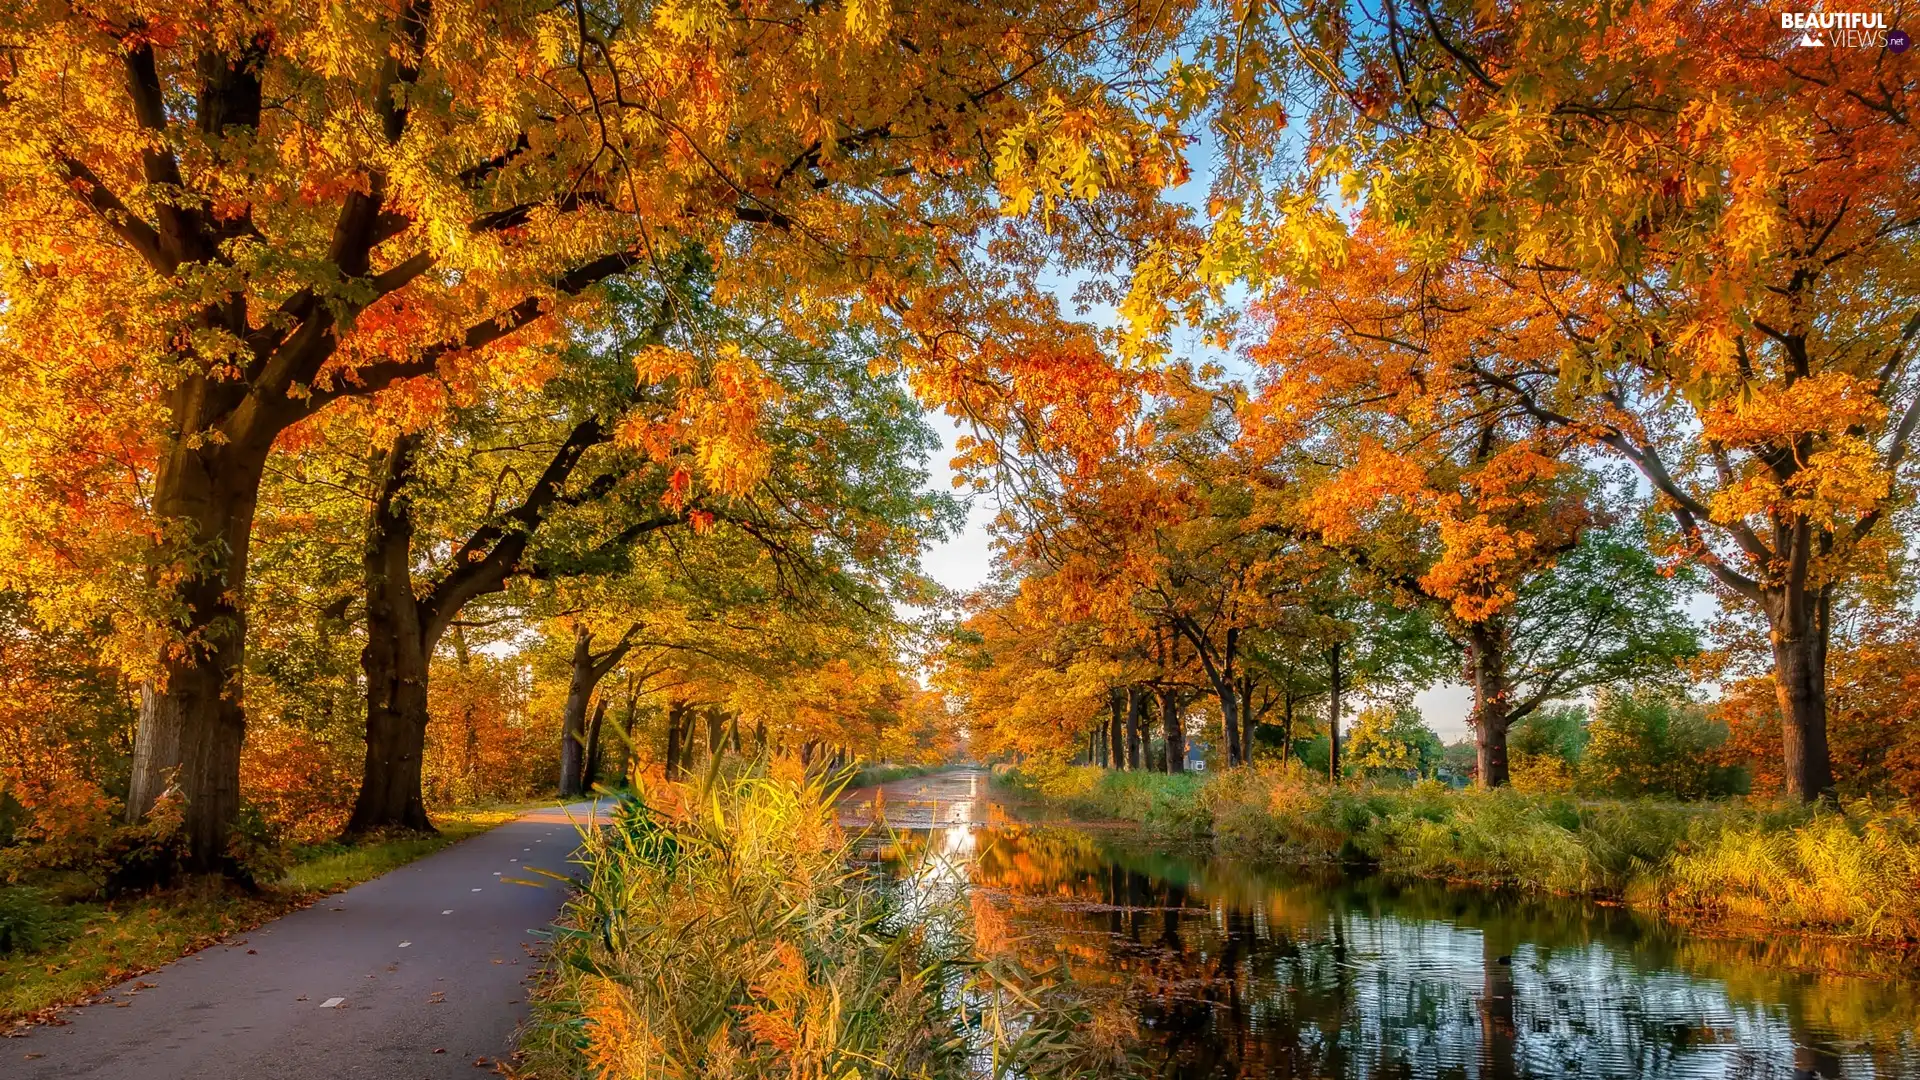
top-left (8, 802), bottom-right (604, 1079)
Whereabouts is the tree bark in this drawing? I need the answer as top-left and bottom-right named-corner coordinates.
top-left (1125, 686), bottom-right (1145, 769)
top-left (1465, 621), bottom-right (1513, 789)
top-left (348, 434), bottom-right (433, 835)
top-left (559, 624), bottom-right (636, 797)
top-left (1161, 687), bottom-right (1184, 773)
top-left (1108, 688), bottom-right (1126, 770)
top-left (1179, 621), bottom-right (1241, 767)
top-left (613, 675), bottom-right (640, 785)
top-left (126, 439), bottom-right (272, 871)
top-left (582, 694), bottom-right (608, 790)
top-left (1238, 671), bottom-right (1256, 765)
top-left (454, 626), bottom-right (480, 786)
top-left (1764, 583), bottom-right (1836, 801)
top-left (558, 629), bottom-right (595, 798)
top-left (1327, 641), bottom-right (1343, 784)
top-left (1279, 692), bottom-right (1295, 766)
top-left (665, 700), bottom-right (688, 778)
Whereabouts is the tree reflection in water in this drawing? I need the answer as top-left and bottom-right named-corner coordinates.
top-left (864, 808), bottom-right (1918, 1080)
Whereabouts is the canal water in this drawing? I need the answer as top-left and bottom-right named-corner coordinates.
top-left (843, 769), bottom-right (1920, 1080)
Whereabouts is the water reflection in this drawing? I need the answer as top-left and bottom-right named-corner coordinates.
top-left (849, 775), bottom-right (1920, 1080)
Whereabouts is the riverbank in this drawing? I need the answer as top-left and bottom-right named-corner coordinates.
top-left (995, 765), bottom-right (1920, 946)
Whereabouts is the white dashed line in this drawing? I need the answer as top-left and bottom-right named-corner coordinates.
top-left (398, 941), bottom-right (411, 948)
top-left (319, 997), bottom-right (346, 1009)
top-left (441, 910), bottom-right (453, 915)
top-left (472, 888), bottom-right (482, 892)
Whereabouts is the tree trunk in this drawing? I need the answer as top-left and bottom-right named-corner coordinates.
top-left (1465, 621), bottom-right (1513, 789)
top-left (1327, 641), bottom-right (1343, 784)
top-left (616, 682), bottom-right (640, 785)
top-left (665, 700), bottom-right (687, 778)
top-left (558, 627), bottom-right (596, 797)
top-left (705, 708), bottom-right (725, 762)
top-left (1280, 692), bottom-right (1295, 765)
top-left (1125, 686), bottom-right (1145, 769)
top-left (582, 694), bottom-right (608, 790)
top-left (1108, 688), bottom-right (1126, 770)
top-left (1161, 687), bottom-right (1184, 773)
top-left (126, 441), bottom-right (272, 871)
top-left (1238, 672), bottom-right (1256, 765)
top-left (1181, 623), bottom-right (1241, 767)
top-left (1764, 584), bottom-right (1836, 801)
top-left (453, 625), bottom-right (479, 787)
top-left (348, 435), bottom-right (434, 835)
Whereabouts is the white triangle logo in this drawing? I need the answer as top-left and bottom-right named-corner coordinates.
top-left (1797, 29), bottom-right (1824, 46)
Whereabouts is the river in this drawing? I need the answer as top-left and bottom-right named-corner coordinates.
top-left (843, 769), bottom-right (1920, 1080)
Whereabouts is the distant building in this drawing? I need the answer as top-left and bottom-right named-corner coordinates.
top-left (1185, 737), bottom-right (1208, 772)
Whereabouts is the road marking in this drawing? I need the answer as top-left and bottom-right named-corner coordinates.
top-left (442, 909), bottom-right (453, 915)
top-left (493, 871), bottom-right (501, 876)
top-left (472, 887), bottom-right (482, 892)
top-left (398, 941), bottom-right (412, 948)
top-left (319, 997), bottom-right (346, 1009)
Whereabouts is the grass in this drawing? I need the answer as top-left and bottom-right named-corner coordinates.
top-left (0, 801), bottom-right (537, 1026)
top-left (996, 763), bottom-right (1920, 945)
top-left (519, 765), bottom-right (1135, 1079)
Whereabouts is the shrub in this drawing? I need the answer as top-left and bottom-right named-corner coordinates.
top-left (0, 886), bottom-right (58, 955)
top-left (1508, 752), bottom-right (1576, 794)
top-left (1582, 689), bottom-right (1743, 798)
top-left (1343, 703), bottom-right (1443, 778)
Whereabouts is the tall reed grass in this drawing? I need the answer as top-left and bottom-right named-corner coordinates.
top-left (995, 763), bottom-right (1920, 944)
top-left (520, 763), bottom-right (1135, 1079)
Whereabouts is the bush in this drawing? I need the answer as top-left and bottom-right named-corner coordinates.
top-left (1582, 689), bottom-right (1744, 798)
top-left (1508, 752), bottom-right (1577, 793)
top-left (0, 886), bottom-right (58, 955)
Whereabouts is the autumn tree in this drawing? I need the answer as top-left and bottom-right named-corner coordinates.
top-left (1232, 211), bottom-right (1708, 785)
top-left (1181, 2), bottom-right (1920, 798)
top-left (0, 0), bottom-right (1203, 865)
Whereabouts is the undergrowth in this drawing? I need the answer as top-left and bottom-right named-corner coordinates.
top-left (520, 765), bottom-right (1136, 1079)
top-left (995, 763), bottom-right (1920, 944)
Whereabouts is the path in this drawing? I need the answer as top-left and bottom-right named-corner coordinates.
top-left (10, 802), bottom-right (604, 1079)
